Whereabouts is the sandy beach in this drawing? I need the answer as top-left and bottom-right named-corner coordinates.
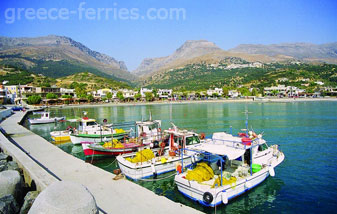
top-left (46, 97), bottom-right (337, 109)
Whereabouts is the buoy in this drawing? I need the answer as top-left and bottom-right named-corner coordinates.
top-left (160, 157), bottom-right (167, 163)
top-left (245, 180), bottom-right (252, 189)
top-left (176, 162), bottom-right (182, 174)
top-left (151, 162), bottom-right (157, 178)
top-left (113, 169), bottom-right (121, 175)
top-left (269, 166), bottom-right (275, 177)
top-left (203, 192), bottom-right (213, 204)
top-left (222, 191), bottom-right (228, 204)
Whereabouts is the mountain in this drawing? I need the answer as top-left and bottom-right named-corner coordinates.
top-left (0, 35), bottom-right (135, 81)
top-left (133, 40), bottom-right (222, 76)
top-left (229, 42), bottom-right (337, 64)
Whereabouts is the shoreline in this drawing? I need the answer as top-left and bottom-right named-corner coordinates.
top-left (46, 97), bottom-right (337, 109)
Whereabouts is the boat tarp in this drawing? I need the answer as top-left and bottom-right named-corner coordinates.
top-left (194, 143), bottom-right (246, 160)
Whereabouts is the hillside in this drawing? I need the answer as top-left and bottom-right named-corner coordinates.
top-left (229, 43), bottom-right (337, 64)
top-left (56, 72), bottom-right (131, 91)
top-left (0, 65), bottom-right (131, 90)
top-left (0, 35), bottom-right (136, 81)
top-left (143, 60), bottom-right (337, 91)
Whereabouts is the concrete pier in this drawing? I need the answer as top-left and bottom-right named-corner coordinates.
top-left (0, 111), bottom-right (201, 214)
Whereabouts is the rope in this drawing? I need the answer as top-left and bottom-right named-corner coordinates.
top-left (101, 158), bottom-right (117, 168)
top-left (136, 172), bottom-right (176, 182)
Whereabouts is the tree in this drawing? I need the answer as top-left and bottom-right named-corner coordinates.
top-left (182, 92), bottom-right (188, 100)
top-left (27, 95), bottom-right (41, 105)
top-left (106, 92), bottom-right (112, 101)
top-left (222, 86), bottom-right (229, 97)
top-left (134, 93), bottom-right (141, 100)
top-left (212, 93), bottom-right (219, 98)
top-left (195, 92), bottom-right (201, 98)
top-left (272, 90), bottom-right (278, 96)
top-left (152, 89), bottom-right (158, 98)
top-left (117, 91), bottom-right (124, 101)
top-left (238, 87), bottom-right (250, 96)
top-left (46, 93), bottom-right (58, 99)
top-left (145, 92), bottom-right (154, 102)
top-left (251, 88), bottom-right (258, 96)
top-left (87, 94), bottom-right (94, 102)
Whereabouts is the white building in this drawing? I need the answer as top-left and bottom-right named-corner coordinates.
top-left (60, 88), bottom-right (76, 97)
top-left (207, 88), bottom-right (223, 96)
top-left (140, 88), bottom-right (153, 97)
top-left (228, 90), bottom-right (240, 98)
top-left (92, 88), bottom-right (112, 99)
top-left (120, 89), bottom-right (137, 99)
top-left (157, 89), bottom-right (172, 99)
top-left (264, 85), bottom-right (287, 96)
top-left (315, 81), bottom-right (324, 86)
top-left (140, 88), bottom-right (152, 97)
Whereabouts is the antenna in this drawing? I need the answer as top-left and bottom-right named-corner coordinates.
top-left (149, 110), bottom-right (152, 121)
top-left (242, 108), bottom-right (252, 135)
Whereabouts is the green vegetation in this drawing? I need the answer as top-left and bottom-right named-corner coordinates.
top-left (145, 92), bottom-right (154, 101)
top-left (46, 93), bottom-right (58, 99)
top-left (0, 65), bottom-right (34, 85)
top-left (116, 91), bottom-right (124, 101)
top-left (27, 95), bottom-right (41, 104)
top-left (144, 63), bottom-right (337, 91)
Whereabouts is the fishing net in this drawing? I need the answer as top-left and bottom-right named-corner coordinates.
top-left (115, 128), bottom-right (125, 134)
top-left (185, 162), bottom-right (214, 182)
top-left (126, 149), bottom-right (155, 163)
top-left (212, 175), bottom-right (237, 188)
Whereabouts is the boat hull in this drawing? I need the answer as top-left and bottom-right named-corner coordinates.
top-left (117, 152), bottom-right (200, 180)
top-left (29, 117), bottom-right (65, 125)
top-left (70, 135), bottom-right (112, 145)
top-left (174, 152), bottom-right (285, 207)
top-left (81, 142), bottom-right (141, 159)
top-left (50, 131), bottom-right (71, 142)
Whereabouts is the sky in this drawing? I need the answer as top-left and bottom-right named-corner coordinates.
top-left (0, 0), bottom-right (336, 70)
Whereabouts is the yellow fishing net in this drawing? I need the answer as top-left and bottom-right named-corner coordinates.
top-left (126, 149), bottom-right (155, 163)
top-left (212, 176), bottom-right (237, 188)
top-left (185, 162), bottom-right (214, 182)
top-left (103, 139), bottom-right (123, 148)
top-left (115, 128), bottom-right (125, 134)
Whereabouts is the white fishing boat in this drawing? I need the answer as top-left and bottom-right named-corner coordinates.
top-left (116, 125), bottom-right (204, 180)
top-left (50, 130), bottom-right (71, 142)
top-left (174, 131), bottom-right (285, 207)
top-left (71, 116), bottom-right (162, 145)
top-left (28, 112), bottom-right (65, 125)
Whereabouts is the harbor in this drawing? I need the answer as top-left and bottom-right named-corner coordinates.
top-left (0, 109), bottom-right (200, 213)
top-left (1, 101), bottom-right (336, 213)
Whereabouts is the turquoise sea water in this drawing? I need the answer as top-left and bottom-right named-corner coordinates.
top-left (25, 101), bottom-right (337, 213)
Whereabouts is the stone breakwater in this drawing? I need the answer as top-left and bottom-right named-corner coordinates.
top-left (0, 151), bottom-right (38, 214)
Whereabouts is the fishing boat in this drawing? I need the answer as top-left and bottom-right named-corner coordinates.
top-left (174, 131), bottom-right (285, 207)
top-left (69, 117), bottom-right (130, 144)
top-left (50, 130), bottom-right (71, 142)
top-left (81, 138), bottom-right (144, 159)
top-left (81, 120), bottom-right (163, 159)
top-left (116, 125), bottom-right (204, 180)
top-left (28, 112), bottom-right (65, 125)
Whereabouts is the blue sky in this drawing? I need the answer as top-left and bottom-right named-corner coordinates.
top-left (0, 0), bottom-right (336, 70)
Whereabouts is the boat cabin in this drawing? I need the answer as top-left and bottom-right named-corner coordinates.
top-left (77, 118), bottom-right (100, 132)
top-left (165, 128), bottom-right (201, 156)
top-left (135, 120), bottom-right (162, 144)
top-left (200, 132), bottom-right (274, 175)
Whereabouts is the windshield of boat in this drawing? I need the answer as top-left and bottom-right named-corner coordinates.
top-left (186, 136), bottom-right (200, 145)
top-left (258, 143), bottom-right (268, 151)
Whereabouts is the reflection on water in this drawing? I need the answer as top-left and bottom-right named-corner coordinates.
top-left (24, 102), bottom-right (337, 214)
